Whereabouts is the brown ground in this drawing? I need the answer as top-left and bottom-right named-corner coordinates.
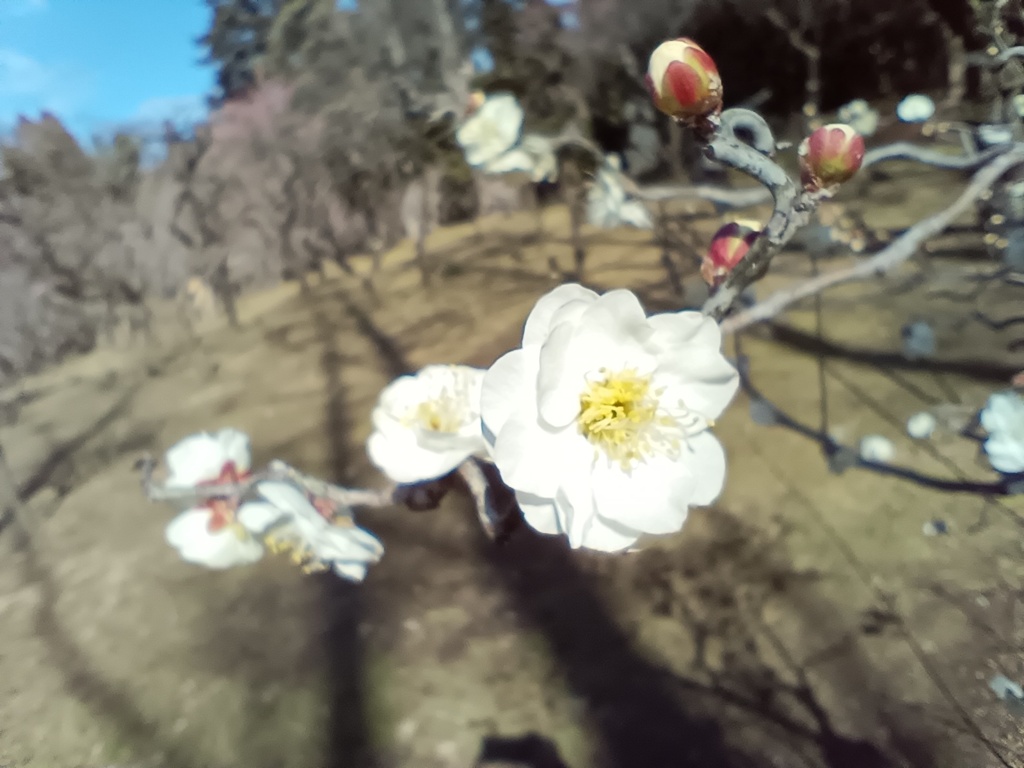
top-left (1, 162), bottom-right (1024, 768)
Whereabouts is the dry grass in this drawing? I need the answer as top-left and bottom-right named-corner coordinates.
top-left (1, 167), bottom-right (1023, 768)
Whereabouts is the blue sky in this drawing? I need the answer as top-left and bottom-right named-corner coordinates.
top-left (0, 0), bottom-right (579, 149)
top-left (0, 0), bottom-right (214, 146)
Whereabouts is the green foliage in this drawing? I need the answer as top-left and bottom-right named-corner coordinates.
top-left (198, 0), bottom-right (285, 104)
top-left (264, 0), bottom-right (338, 77)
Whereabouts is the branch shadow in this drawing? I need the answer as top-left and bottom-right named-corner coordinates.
top-left (308, 290), bottom-right (380, 768)
top-left (0, 400), bottom-right (196, 766)
top-left (765, 322), bottom-right (1021, 384)
top-left (478, 525), bottom-right (740, 768)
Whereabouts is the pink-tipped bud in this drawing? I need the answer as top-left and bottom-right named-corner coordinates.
top-left (465, 90), bottom-right (486, 117)
top-left (645, 38), bottom-right (723, 124)
top-left (702, 220), bottom-right (760, 287)
top-left (798, 124), bottom-right (865, 191)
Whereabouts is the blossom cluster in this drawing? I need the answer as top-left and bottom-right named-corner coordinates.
top-left (160, 429), bottom-right (383, 578)
top-left (147, 36), bottom-right (1010, 586)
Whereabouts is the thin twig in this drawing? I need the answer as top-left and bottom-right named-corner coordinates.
top-left (699, 109), bottom-right (820, 319)
top-left (136, 453), bottom-right (398, 509)
top-left (721, 147), bottom-right (1024, 335)
top-left (738, 358), bottom-right (1024, 497)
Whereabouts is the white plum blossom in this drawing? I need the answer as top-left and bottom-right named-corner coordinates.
top-left (906, 411), bottom-right (937, 440)
top-left (480, 284), bottom-right (739, 552)
top-left (455, 93), bottom-right (559, 182)
top-left (161, 428), bottom-right (265, 569)
top-left (367, 364), bottom-right (488, 484)
top-left (165, 508), bottom-right (264, 569)
top-left (485, 134), bottom-right (559, 183)
top-left (586, 154), bottom-right (653, 229)
top-left (980, 391), bottom-right (1024, 474)
top-left (837, 98), bottom-right (879, 137)
top-left (241, 481), bottom-right (385, 581)
top-left (896, 94), bottom-right (935, 123)
top-left (164, 428), bottom-right (251, 489)
top-left (859, 434), bottom-right (895, 463)
top-left (455, 93), bottom-right (525, 168)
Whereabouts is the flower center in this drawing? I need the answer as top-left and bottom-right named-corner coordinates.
top-left (577, 367), bottom-right (708, 470)
top-left (263, 530), bottom-right (331, 575)
top-left (412, 398), bottom-right (463, 433)
top-left (403, 371), bottom-right (476, 434)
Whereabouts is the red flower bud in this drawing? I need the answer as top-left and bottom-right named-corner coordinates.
top-left (798, 124), bottom-right (865, 191)
top-left (702, 220), bottom-right (760, 287)
top-left (645, 38), bottom-right (723, 124)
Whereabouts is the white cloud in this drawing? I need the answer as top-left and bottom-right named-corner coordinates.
top-left (132, 94), bottom-right (208, 123)
top-left (0, 48), bottom-right (50, 95)
top-left (0, 0), bottom-right (48, 17)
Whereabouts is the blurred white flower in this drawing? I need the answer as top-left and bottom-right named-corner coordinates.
top-left (859, 434), bottom-right (895, 463)
top-left (367, 364), bottom-right (488, 483)
top-left (164, 428), bottom-right (251, 488)
top-left (242, 481), bottom-right (384, 580)
top-left (980, 391), bottom-right (1024, 474)
top-left (162, 428), bottom-right (264, 569)
top-left (906, 411), bottom-right (937, 439)
top-left (586, 155), bottom-right (652, 229)
top-left (485, 134), bottom-right (559, 183)
top-left (481, 284), bottom-right (739, 552)
top-left (896, 94), bottom-right (935, 123)
top-left (977, 123), bottom-right (1015, 148)
top-left (165, 508), bottom-right (264, 569)
top-left (837, 98), bottom-right (879, 137)
top-left (455, 93), bottom-right (524, 168)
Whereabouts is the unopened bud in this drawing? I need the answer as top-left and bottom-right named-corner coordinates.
top-left (798, 124), bottom-right (865, 192)
top-left (702, 220), bottom-right (760, 287)
top-left (465, 90), bottom-right (486, 116)
top-left (645, 38), bottom-right (723, 125)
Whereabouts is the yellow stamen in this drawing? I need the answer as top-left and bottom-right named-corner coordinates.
top-left (577, 367), bottom-right (706, 471)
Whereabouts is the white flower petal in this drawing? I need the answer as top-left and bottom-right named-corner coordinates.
top-left (165, 509), bottom-right (263, 569)
top-left (484, 147), bottom-right (536, 175)
top-left (981, 391), bottom-right (1024, 434)
top-left (237, 500), bottom-right (285, 533)
top-left (164, 433), bottom-right (228, 487)
top-left (552, 290), bottom-right (656, 384)
top-left (456, 93), bottom-right (524, 167)
top-left (366, 430), bottom-right (468, 483)
top-left (618, 200), bottom-right (653, 229)
top-left (647, 313), bottom-right (739, 421)
top-left (256, 480), bottom-right (313, 514)
top-left (492, 409), bottom-right (579, 497)
top-left (522, 283), bottom-right (599, 348)
top-left (314, 523), bottom-right (385, 561)
top-left (687, 431), bottom-right (728, 505)
top-left (333, 561), bottom-right (369, 581)
top-left (592, 455), bottom-right (694, 535)
top-left (648, 310), bottom-right (722, 349)
top-left (577, 516), bottom-right (642, 552)
top-left (481, 349), bottom-right (532, 447)
top-left (215, 428), bottom-right (252, 472)
top-left (985, 434), bottom-right (1024, 474)
top-left (514, 490), bottom-right (564, 535)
